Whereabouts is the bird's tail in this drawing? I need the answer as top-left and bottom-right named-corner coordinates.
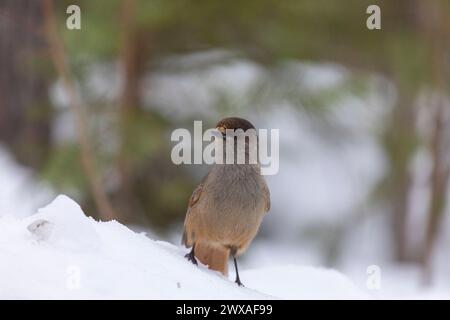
top-left (195, 242), bottom-right (229, 276)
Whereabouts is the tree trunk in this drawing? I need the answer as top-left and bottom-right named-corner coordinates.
top-left (417, 0), bottom-right (450, 285)
top-left (43, 0), bottom-right (118, 221)
top-left (422, 102), bottom-right (449, 285)
top-left (0, 0), bottom-right (52, 169)
top-left (384, 93), bottom-right (418, 263)
top-left (115, 0), bottom-right (146, 223)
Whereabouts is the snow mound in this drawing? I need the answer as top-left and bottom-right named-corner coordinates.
top-left (0, 195), bottom-right (366, 299)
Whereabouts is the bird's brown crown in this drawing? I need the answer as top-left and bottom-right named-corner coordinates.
top-left (216, 117), bottom-right (255, 133)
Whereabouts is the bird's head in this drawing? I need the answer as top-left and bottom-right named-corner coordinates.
top-left (215, 117), bottom-right (256, 140)
top-left (213, 117), bottom-right (258, 164)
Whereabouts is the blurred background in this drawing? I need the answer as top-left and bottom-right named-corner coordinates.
top-left (1, 0), bottom-right (450, 297)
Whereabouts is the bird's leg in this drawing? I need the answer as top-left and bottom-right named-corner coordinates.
top-left (233, 257), bottom-right (244, 287)
top-left (184, 244), bottom-right (198, 265)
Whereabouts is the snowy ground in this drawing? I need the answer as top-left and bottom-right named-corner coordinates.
top-left (0, 195), bottom-right (366, 300)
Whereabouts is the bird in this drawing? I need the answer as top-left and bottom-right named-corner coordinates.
top-left (182, 117), bottom-right (270, 286)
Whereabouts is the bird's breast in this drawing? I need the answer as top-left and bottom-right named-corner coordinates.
top-left (205, 164), bottom-right (265, 217)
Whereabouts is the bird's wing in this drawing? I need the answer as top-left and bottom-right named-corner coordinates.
top-left (182, 172), bottom-right (209, 246)
top-left (263, 182), bottom-right (271, 212)
top-left (187, 171), bottom-right (211, 211)
top-left (187, 181), bottom-right (204, 209)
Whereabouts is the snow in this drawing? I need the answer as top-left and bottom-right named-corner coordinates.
top-left (0, 195), bottom-right (366, 299)
top-left (242, 265), bottom-right (364, 300)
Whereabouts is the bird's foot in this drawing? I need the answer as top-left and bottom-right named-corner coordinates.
top-left (235, 278), bottom-right (244, 287)
top-left (184, 251), bottom-right (198, 265)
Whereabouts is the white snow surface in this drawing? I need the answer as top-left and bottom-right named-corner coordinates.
top-left (0, 195), bottom-right (365, 300)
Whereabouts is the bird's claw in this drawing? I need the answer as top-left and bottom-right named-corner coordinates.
top-left (185, 252), bottom-right (198, 265)
top-left (235, 278), bottom-right (244, 287)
